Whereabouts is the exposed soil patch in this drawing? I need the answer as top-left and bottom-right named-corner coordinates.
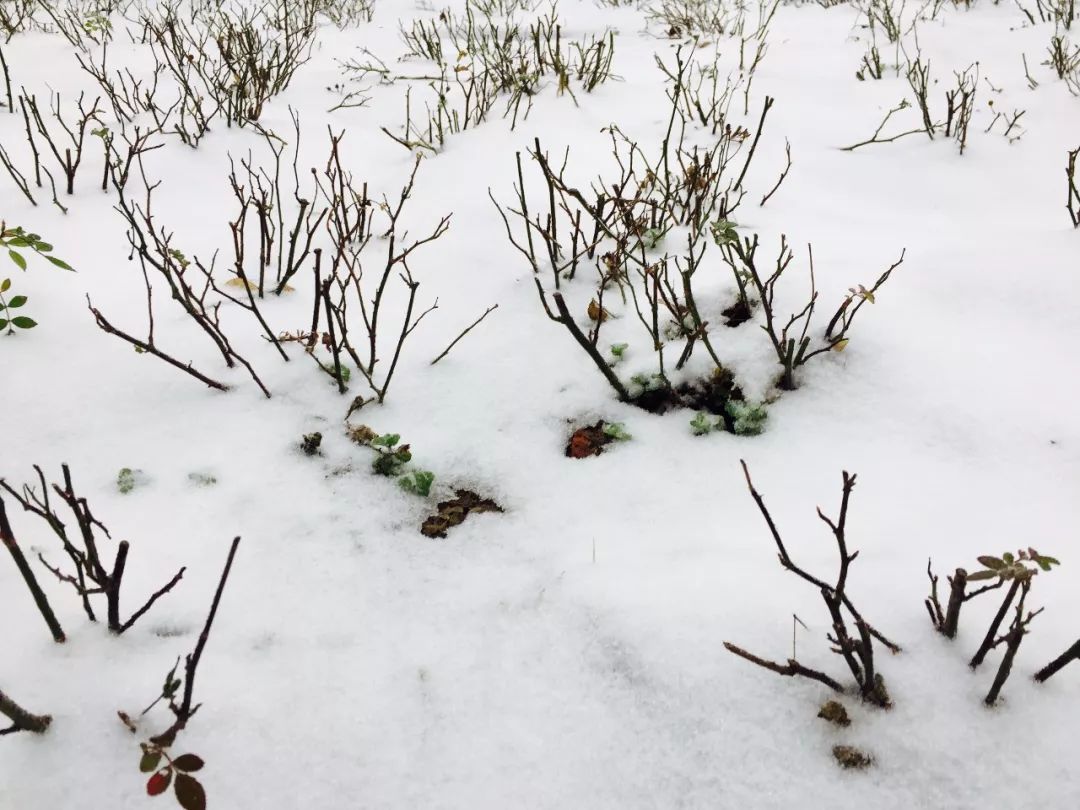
top-left (721, 299), bottom-right (753, 327)
top-left (628, 367), bottom-right (745, 429)
top-left (420, 490), bottom-right (504, 538)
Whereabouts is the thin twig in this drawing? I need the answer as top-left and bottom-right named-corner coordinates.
top-left (430, 304), bottom-right (498, 366)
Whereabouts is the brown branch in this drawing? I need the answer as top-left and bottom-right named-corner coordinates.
top-left (552, 292), bottom-right (631, 401)
top-left (152, 537), bottom-right (241, 748)
top-left (758, 138), bottom-right (791, 207)
top-left (733, 96), bottom-right (774, 194)
top-left (926, 560), bottom-right (967, 638)
top-left (724, 642), bottom-right (845, 693)
top-left (1034, 638), bottom-right (1080, 683)
top-left (2, 468), bottom-right (96, 620)
top-left (105, 540), bottom-right (129, 632)
top-left (985, 582), bottom-right (1039, 705)
top-left (970, 579), bottom-right (1021, 669)
top-left (942, 567), bottom-right (967, 639)
top-left (88, 296), bottom-right (231, 392)
top-left (739, 460), bottom-right (895, 706)
top-left (320, 266), bottom-right (346, 395)
top-left (119, 566), bottom-right (186, 634)
top-left (0, 688), bottom-right (52, 735)
top-left (0, 493), bottom-right (66, 643)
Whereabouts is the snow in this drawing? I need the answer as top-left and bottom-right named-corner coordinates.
top-left (2, 0), bottom-right (1079, 807)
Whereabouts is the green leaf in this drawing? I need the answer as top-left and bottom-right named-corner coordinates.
top-left (162, 658), bottom-right (181, 695)
top-left (372, 433), bottom-right (400, 447)
top-left (966, 570), bottom-right (999, 581)
top-left (117, 467), bottom-right (138, 494)
top-left (9, 250), bottom-right (27, 270)
top-left (1037, 555), bottom-right (1060, 566)
top-left (46, 255), bottom-right (74, 271)
top-left (11, 316), bottom-right (36, 329)
top-left (690, 413), bottom-right (713, 436)
top-left (7, 295), bottom-right (26, 308)
top-left (977, 556), bottom-right (1005, 570)
top-left (0, 319), bottom-right (7, 330)
top-left (602, 422), bottom-right (632, 441)
top-left (1, 277), bottom-right (10, 292)
top-left (609, 343), bottom-right (628, 358)
top-left (372, 453), bottom-right (404, 477)
top-left (33, 241), bottom-right (53, 252)
top-left (172, 754), bottom-right (204, 773)
top-left (399, 470), bottom-right (435, 497)
top-left (139, 751), bottom-right (162, 773)
top-left (174, 773), bottom-right (206, 810)
top-left (1002, 552), bottom-right (1015, 565)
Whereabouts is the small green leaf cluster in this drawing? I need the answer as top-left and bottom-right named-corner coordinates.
top-left (690, 412), bottom-right (715, 435)
top-left (186, 472), bottom-right (217, 487)
top-left (1, 223), bottom-right (75, 335)
top-left (629, 372), bottom-right (667, 397)
top-left (0, 277), bottom-right (35, 333)
top-left (641, 227), bottom-right (666, 249)
top-left (399, 470), bottom-right (436, 497)
top-left (726, 400), bottom-right (768, 436)
top-left (314, 356), bottom-right (351, 388)
top-left (690, 401), bottom-right (768, 437)
top-left (2, 225), bottom-right (74, 271)
top-left (117, 467), bottom-right (146, 494)
top-left (352, 428), bottom-right (437, 497)
top-left (167, 248), bottom-right (190, 269)
top-left (601, 422), bottom-right (632, 442)
top-left (710, 218), bottom-right (739, 247)
top-left (139, 658), bottom-right (182, 718)
top-left (81, 13), bottom-right (112, 37)
top-left (968, 549), bottom-right (1061, 582)
top-left (370, 433), bottom-right (411, 475)
top-left (159, 660), bottom-right (182, 706)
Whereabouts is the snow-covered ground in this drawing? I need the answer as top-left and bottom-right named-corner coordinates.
top-left (2, 0), bottom-right (1079, 807)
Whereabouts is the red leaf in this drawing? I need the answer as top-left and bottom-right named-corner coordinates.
top-left (147, 770), bottom-right (172, 796)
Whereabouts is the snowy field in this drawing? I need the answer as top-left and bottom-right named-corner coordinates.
top-left (2, 0), bottom-right (1079, 807)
